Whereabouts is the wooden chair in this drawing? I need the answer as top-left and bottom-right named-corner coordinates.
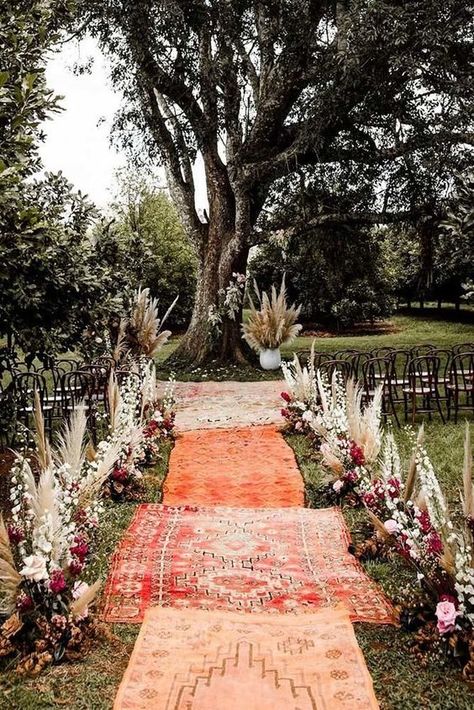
top-left (13, 372), bottom-right (53, 434)
top-left (446, 352), bottom-right (474, 422)
top-left (410, 344), bottom-right (436, 358)
top-left (361, 357), bottom-right (399, 425)
top-left (403, 355), bottom-right (445, 424)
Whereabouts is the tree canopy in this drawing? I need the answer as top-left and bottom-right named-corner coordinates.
top-left (80, 0), bottom-right (474, 363)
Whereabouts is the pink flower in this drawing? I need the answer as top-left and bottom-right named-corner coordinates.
top-left (383, 519), bottom-right (399, 535)
top-left (72, 581), bottom-right (91, 620)
top-left (49, 569), bottom-right (67, 595)
top-left (333, 480), bottom-right (344, 494)
top-left (436, 600), bottom-right (459, 635)
top-left (281, 391), bottom-right (291, 403)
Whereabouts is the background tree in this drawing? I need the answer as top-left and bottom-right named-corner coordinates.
top-left (0, 1), bottom-right (102, 355)
top-left (249, 225), bottom-right (394, 329)
top-left (0, 171), bottom-right (124, 356)
top-left (82, 0), bottom-right (474, 364)
top-left (100, 172), bottom-right (198, 329)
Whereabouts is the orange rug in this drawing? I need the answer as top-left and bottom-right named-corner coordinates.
top-left (103, 504), bottom-right (394, 624)
top-left (162, 426), bottom-right (304, 507)
top-left (113, 605), bottom-right (379, 710)
top-left (159, 380), bottom-right (287, 430)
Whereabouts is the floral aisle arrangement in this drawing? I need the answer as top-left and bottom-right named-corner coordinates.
top-left (280, 348), bottom-right (319, 433)
top-left (0, 397), bottom-right (125, 673)
top-left (140, 364), bottom-right (176, 463)
top-left (105, 364), bottom-right (176, 500)
top-left (310, 372), bottom-right (384, 503)
top-left (361, 425), bottom-right (474, 679)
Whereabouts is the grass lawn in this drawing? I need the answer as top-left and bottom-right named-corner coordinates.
top-left (0, 444), bottom-right (173, 710)
top-left (287, 421), bottom-right (474, 710)
top-left (156, 311), bottom-right (474, 381)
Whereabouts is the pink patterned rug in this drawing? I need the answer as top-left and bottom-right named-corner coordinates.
top-left (159, 380), bottom-right (287, 431)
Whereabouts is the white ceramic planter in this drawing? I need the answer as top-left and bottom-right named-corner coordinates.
top-left (259, 347), bottom-right (281, 370)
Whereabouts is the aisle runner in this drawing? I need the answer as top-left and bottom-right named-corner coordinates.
top-left (162, 426), bottom-right (304, 507)
top-left (103, 504), bottom-right (394, 624)
top-left (114, 606), bottom-right (379, 710)
top-left (161, 379), bottom-right (286, 430)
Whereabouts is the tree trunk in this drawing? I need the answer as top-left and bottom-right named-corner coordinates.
top-left (173, 239), bottom-right (250, 366)
top-left (171, 169), bottom-right (253, 367)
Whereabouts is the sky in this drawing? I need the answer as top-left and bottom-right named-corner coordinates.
top-left (39, 37), bottom-right (208, 212)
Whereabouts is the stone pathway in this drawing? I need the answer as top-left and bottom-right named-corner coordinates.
top-left (111, 380), bottom-right (388, 709)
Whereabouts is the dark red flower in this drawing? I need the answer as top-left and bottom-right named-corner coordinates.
top-left (426, 531), bottom-right (443, 556)
top-left (163, 417), bottom-right (175, 431)
top-left (416, 509), bottom-right (432, 534)
top-left (49, 569), bottom-right (67, 595)
top-left (70, 537), bottom-right (89, 561)
top-left (281, 408), bottom-right (290, 419)
top-left (344, 469), bottom-right (359, 483)
top-left (112, 467), bottom-right (129, 483)
top-left (7, 524), bottom-right (24, 545)
top-left (16, 591), bottom-right (34, 613)
top-left (349, 442), bottom-right (365, 466)
top-left (363, 492), bottom-right (376, 509)
top-left (69, 558), bottom-right (84, 576)
top-left (281, 391), bottom-right (291, 403)
top-left (387, 477), bottom-right (401, 498)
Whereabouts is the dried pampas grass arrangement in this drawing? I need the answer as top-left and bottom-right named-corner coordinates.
top-left (242, 277), bottom-right (302, 351)
top-left (128, 287), bottom-right (177, 358)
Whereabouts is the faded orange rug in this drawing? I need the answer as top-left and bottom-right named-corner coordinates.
top-left (113, 605), bottom-right (379, 710)
top-left (103, 504), bottom-right (394, 625)
top-left (158, 380), bottom-right (287, 430)
top-left (162, 426), bottom-right (304, 507)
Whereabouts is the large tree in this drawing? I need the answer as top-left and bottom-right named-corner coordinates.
top-left (83, 0), bottom-right (474, 364)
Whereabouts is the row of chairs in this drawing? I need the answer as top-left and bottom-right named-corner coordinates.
top-left (295, 344), bottom-right (474, 425)
top-left (0, 357), bottom-right (143, 444)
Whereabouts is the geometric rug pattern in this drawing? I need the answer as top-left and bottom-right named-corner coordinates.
top-left (113, 605), bottom-right (380, 710)
top-left (157, 379), bottom-right (287, 431)
top-left (162, 426), bottom-right (304, 507)
top-left (103, 504), bottom-right (394, 625)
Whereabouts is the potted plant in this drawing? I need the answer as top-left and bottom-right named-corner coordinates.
top-left (242, 277), bottom-right (302, 369)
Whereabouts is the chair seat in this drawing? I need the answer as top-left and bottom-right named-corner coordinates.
top-left (403, 387), bottom-right (436, 395)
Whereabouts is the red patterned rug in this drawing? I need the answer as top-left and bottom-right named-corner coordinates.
top-left (113, 606), bottom-right (380, 710)
top-left (162, 426), bottom-right (304, 508)
top-left (103, 504), bottom-right (394, 625)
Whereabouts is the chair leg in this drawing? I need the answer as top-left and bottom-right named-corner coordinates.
top-left (411, 393), bottom-right (416, 425)
top-left (435, 393), bottom-right (445, 424)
